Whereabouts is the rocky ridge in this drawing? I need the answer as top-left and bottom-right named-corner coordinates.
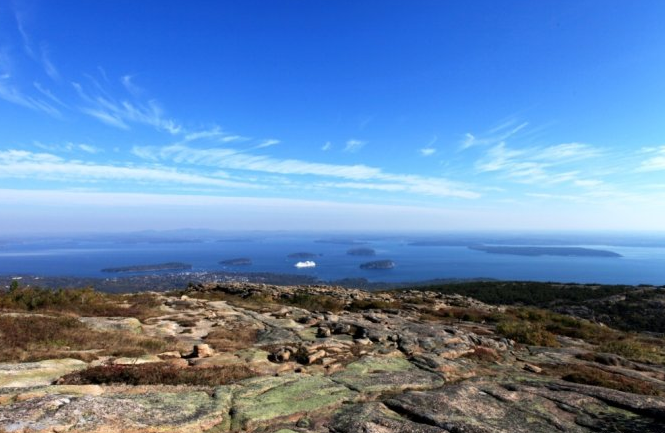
top-left (1, 282), bottom-right (664, 432)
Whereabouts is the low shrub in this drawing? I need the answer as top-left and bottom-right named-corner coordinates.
top-left (347, 299), bottom-right (402, 311)
top-left (419, 307), bottom-right (494, 323)
top-left (558, 364), bottom-right (663, 396)
top-left (59, 363), bottom-right (255, 386)
top-left (0, 315), bottom-right (179, 362)
top-left (0, 287), bottom-right (161, 319)
top-left (495, 320), bottom-right (560, 347)
top-left (599, 339), bottom-right (665, 365)
top-left (286, 293), bottom-right (345, 312)
top-left (204, 326), bottom-right (258, 352)
top-left (464, 346), bottom-right (502, 362)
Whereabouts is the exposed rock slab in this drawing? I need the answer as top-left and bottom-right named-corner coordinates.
top-left (0, 359), bottom-right (87, 388)
top-left (79, 317), bottom-right (143, 334)
top-left (384, 378), bottom-right (665, 433)
top-left (0, 388), bottom-right (232, 433)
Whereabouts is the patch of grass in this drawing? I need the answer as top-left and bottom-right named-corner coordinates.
top-left (0, 287), bottom-right (162, 319)
top-left (0, 315), bottom-right (180, 362)
top-left (59, 363), bottom-right (255, 386)
top-left (285, 293), bottom-right (345, 312)
top-left (347, 299), bottom-right (402, 312)
top-left (464, 346), bottom-right (502, 362)
top-left (186, 290), bottom-right (277, 312)
top-left (552, 364), bottom-right (664, 396)
top-left (204, 326), bottom-right (258, 352)
top-left (599, 339), bottom-right (665, 365)
top-left (173, 316), bottom-right (200, 327)
top-left (420, 307), bottom-right (495, 323)
top-left (495, 320), bottom-right (560, 347)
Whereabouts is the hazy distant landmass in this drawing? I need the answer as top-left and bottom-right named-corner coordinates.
top-left (315, 239), bottom-right (367, 245)
top-left (469, 246), bottom-right (622, 257)
top-left (360, 260), bottom-right (395, 270)
top-left (347, 247), bottom-right (376, 256)
top-left (287, 252), bottom-right (320, 259)
top-left (219, 258), bottom-right (252, 266)
top-left (408, 240), bottom-right (477, 247)
top-left (101, 262), bottom-right (192, 273)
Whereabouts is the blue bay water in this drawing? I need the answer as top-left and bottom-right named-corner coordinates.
top-left (1, 236), bottom-right (664, 285)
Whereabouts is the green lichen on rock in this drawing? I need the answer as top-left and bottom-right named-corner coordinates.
top-left (230, 374), bottom-right (357, 431)
top-left (331, 355), bottom-right (444, 393)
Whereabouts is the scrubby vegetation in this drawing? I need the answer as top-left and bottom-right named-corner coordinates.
top-left (406, 281), bottom-right (632, 305)
top-left (0, 286), bottom-right (161, 319)
top-left (420, 306), bottom-right (495, 323)
top-left (404, 281), bottom-right (665, 334)
top-left (495, 320), bottom-right (560, 347)
top-left (59, 363), bottom-right (254, 386)
top-left (546, 364), bottom-right (664, 396)
top-left (0, 315), bottom-right (179, 362)
top-left (204, 326), bottom-right (259, 352)
top-left (285, 293), bottom-right (346, 312)
top-left (347, 298), bottom-right (402, 311)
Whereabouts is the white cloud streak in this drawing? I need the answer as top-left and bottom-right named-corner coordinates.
top-left (132, 144), bottom-right (480, 199)
top-left (72, 80), bottom-right (181, 134)
top-left (344, 139), bottom-right (366, 153)
top-left (639, 146), bottom-right (665, 172)
top-left (475, 142), bottom-right (599, 185)
top-left (256, 139), bottom-right (280, 149)
top-left (462, 121), bottom-right (529, 149)
top-left (0, 150), bottom-right (255, 190)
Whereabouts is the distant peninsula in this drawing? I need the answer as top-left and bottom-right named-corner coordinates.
top-left (287, 252), bottom-right (320, 259)
top-left (347, 247), bottom-right (376, 256)
top-left (360, 260), bottom-right (395, 270)
top-left (219, 258), bottom-right (252, 266)
top-left (315, 239), bottom-right (367, 245)
top-left (101, 262), bottom-right (192, 273)
top-left (469, 246), bottom-right (622, 258)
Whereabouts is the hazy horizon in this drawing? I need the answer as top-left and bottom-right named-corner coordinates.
top-left (2, 2), bottom-right (665, 233)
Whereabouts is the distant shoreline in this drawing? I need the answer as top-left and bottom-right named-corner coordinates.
top-left (101, 262), bottom-right (192, 273)
top-left (468, 246), bottom-right (622, 258)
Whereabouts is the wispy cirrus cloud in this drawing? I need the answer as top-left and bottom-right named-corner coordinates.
top-left (132, 144), bottom-right (480, 199)
top-left (13, 9), bottom-right (61, 82)
top-left (462, 120), bottom-right (529, 149)
top-left (638, 146), bottom-right (665, 172)
top-left (72, 79), bottom-right (182, 134)
top-left (0, 77), bottom-right (61, 117)
top-left (255, 139), bottom-right (280, 149)
top-left (32, 141), bottom-right (101, 154)
top-left (0, 149), bottom-right (254, 189)
top-left (344, 139), bottom-right (366, 153)
top-left (475, 141), bottom-right (600, 185)
top-left (419, 136), bottom-right (437, 156)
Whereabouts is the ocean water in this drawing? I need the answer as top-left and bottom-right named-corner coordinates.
top-left (1, 234), bottom-right (665, 285)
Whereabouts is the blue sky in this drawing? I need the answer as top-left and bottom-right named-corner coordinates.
top-left (1, 0), bottom-right (665, 232)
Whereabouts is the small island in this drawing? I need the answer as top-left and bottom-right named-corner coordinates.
top-left (101, 262), bottom-right (192, 273)
top-left (287, 252), bottom-right (320, 259)
top-left (360, 260), bottom-right (395, 270)
top-left (468, 246), bottom-right (622, 257)
top-left (347, 247), bottom-right (376, 256)
top-left (219, 258), bottom-right (252, 266)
